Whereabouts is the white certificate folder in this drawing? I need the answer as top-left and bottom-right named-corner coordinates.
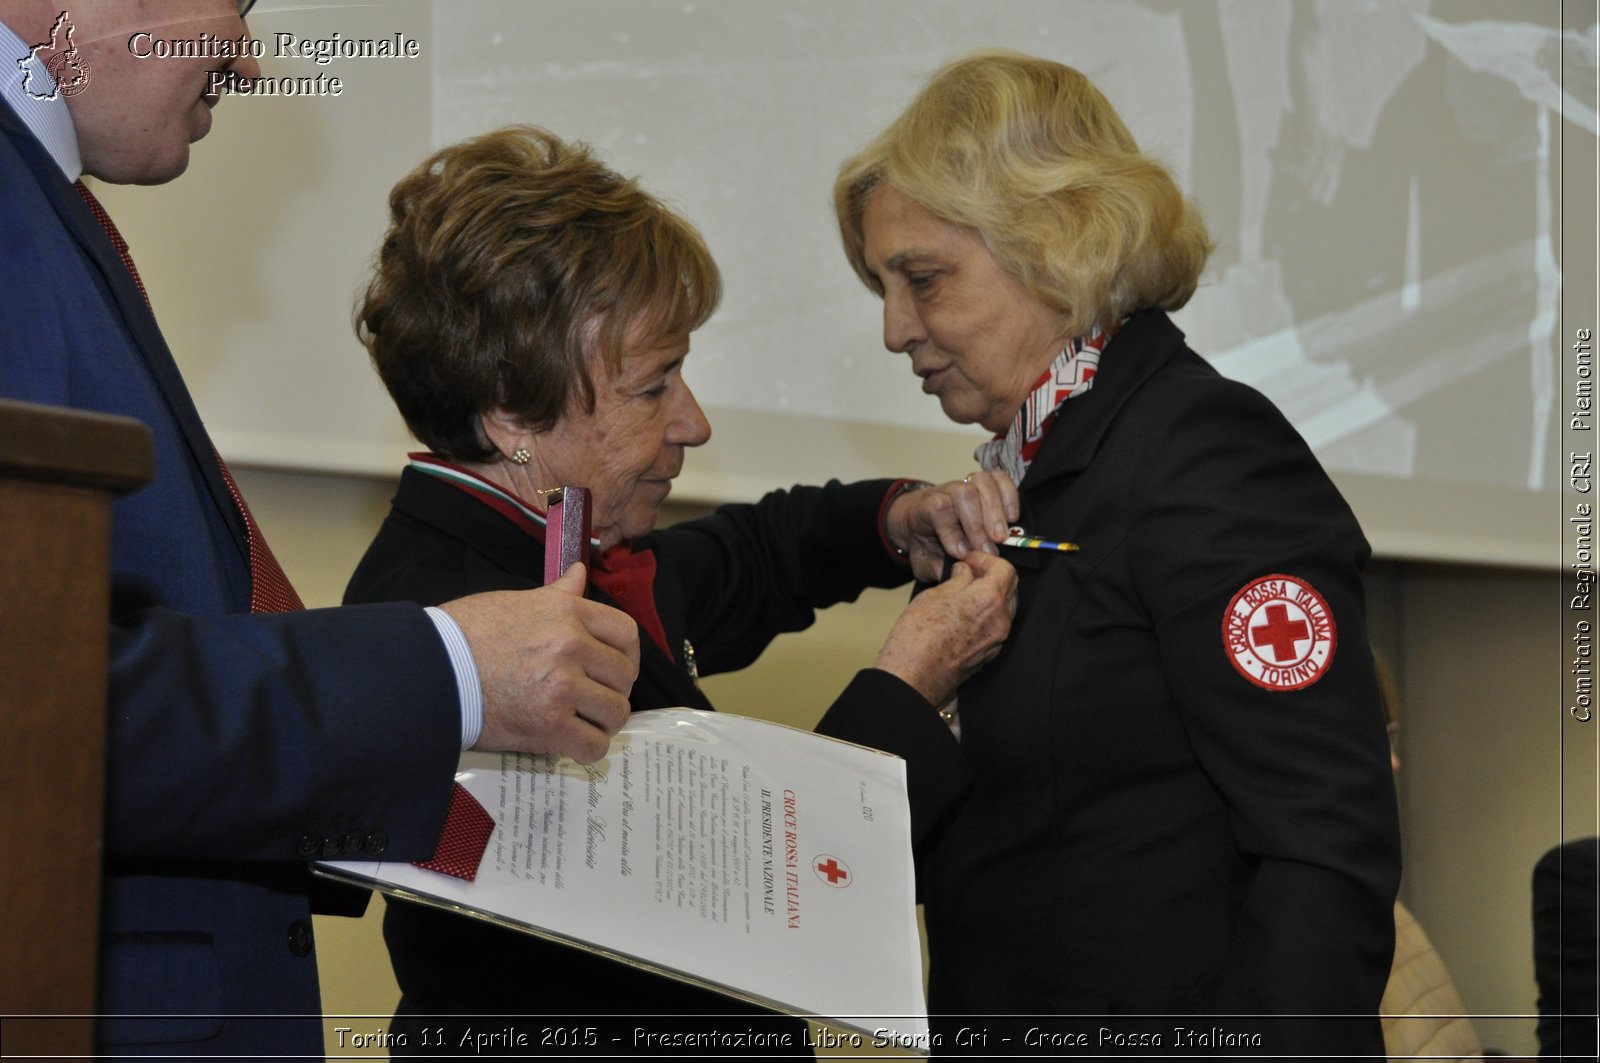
top-left (316, 708), bottom-right (930, 1047)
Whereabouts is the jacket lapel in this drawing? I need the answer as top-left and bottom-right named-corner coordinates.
top-left (0, 98), bottom-right (249, 562)
top-left (1019, 309), bottom-right (1187, 491)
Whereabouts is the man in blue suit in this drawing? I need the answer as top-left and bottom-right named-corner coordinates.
top-left (0, 1), bottom-right (640, 1056)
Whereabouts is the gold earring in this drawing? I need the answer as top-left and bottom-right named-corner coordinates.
top-left (510, 447), bottom-right (530, 465)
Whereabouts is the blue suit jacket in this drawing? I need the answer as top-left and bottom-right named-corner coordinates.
top-left (0, 98), bottom-right (461, 1057)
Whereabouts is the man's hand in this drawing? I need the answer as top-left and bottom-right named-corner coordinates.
top-left (874, 551), bottom-right (1018, 708)
top-left (884, 470), bottom-right (1019, 582)
top-left (440, 564), bottom-right (639, 763)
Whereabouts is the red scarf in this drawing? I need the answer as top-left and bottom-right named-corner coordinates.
top-left (409, 454), bottom-right (672, 659)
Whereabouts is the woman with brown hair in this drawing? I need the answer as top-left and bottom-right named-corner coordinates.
top-left (346, 124), bottom-right (1017, 1050)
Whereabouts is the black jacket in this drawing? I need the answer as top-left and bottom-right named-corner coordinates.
top-left (345, 471), bottom-right (969, 1031)
top-left (920, 311), bottom-right (1401, 1058)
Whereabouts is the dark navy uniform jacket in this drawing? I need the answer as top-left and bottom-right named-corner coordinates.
top-left (920, 310), bottom-right (1400, 1058)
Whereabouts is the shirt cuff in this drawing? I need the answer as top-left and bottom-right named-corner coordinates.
top-left (425, 605), bottom-right (483, 750)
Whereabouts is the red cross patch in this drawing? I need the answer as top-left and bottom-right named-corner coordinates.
top-left (1222, 574), bottom-right (1337, 691)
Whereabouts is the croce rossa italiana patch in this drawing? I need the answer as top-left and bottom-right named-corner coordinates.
top-left (1222, 574), bottom-right (1336, 690)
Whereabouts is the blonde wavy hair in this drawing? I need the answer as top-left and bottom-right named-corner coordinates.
top-left (835, 50), bottom-right (1211, 338)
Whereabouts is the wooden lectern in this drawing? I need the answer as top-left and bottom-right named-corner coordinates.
top-left (0, 399), bottom-right (153, 1060)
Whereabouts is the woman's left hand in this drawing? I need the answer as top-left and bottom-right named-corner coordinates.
top-left (873, 551), bottom-right (1018, 708)
top-left (885, 469), bottom-right (1019, 582)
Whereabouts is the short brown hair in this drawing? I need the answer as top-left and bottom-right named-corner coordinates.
top-left (835, 50), bottom-right (1211, 338)
top-left (357, 125), bottom-right (721, 460)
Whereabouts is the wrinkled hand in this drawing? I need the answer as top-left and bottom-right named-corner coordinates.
top-left (884, 470), bottom-right (1019, 582)
top-left (873, 551), bottom-right (1018, 708)
top-left (440, 563), bottom-right (640, 763)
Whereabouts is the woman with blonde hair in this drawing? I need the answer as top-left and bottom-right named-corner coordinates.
top-left (836, 50), bottom-right (1400, 1054)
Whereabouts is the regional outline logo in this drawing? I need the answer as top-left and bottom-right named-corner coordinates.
top-left (20, 12), bottom-right (90, 101)
top-left (1222, 574), bottom-right (1337, 691)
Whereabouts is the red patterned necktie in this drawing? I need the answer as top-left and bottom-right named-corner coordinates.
top-left (414, 781), bottom-right (495, 881)
top-left (75, 180), bottom-right (304, 613)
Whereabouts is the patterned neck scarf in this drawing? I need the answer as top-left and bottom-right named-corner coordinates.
top-left (974, 322), bottom-right (1122, 485)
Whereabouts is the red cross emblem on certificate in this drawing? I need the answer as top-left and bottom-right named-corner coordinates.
top-left (814, 855), bottom-right (851, 888)
top-left (1222, 574), bottom-right (1337, 691)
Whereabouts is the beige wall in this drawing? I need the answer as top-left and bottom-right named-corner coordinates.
top-left (232, 467), bottom-right (1587, 1060)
